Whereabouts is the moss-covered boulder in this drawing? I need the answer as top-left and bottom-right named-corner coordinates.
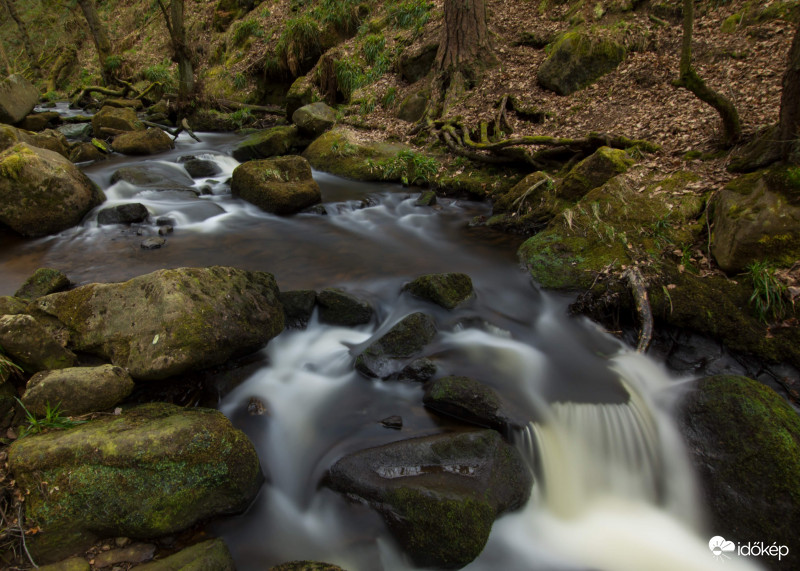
top-left (558, 146), bottom-right (635, 201)
top-left (402, 273), bottom-right (474, 310)
top-left (15, 268), bottom-right (70, 301)
top-left (488, 171), bottom-right (562, 234)
top-left (678, 375), bottom-right (800, 570)
top-left (327, 429), bottom-right (532, 569)
top-left (21, 365), bottom-right (135, 417)
top-left (355, 312), bottom-right (437, 379)
top-left (537, 31), bottom-right (626, 96)
top-left (0, 74), bottom-right (39, 124)
top-left (232, 125), bottom-right (310, 162)
top-left (302, 127), bottom-right (411, 181)
top-left (0, 314), bottom-right (77, 373)
top-left (0, 143), bottom-right (106, 237)
top-left (711, 166), bottom-right (800, 272)
top-left (36, 556), bottom-right (90, 571)
top-left (423, 376), bottom-right (523, 433)
top-left (91, 105), bottom-right (144, 137)
top-left (30, 267), bottom-right (284, 380)
top-left (97, 203), bottom-right (150, 225)
top-left (111, 127), bottom-right (174, 156)
top-left (285, 75), bottom-right (317, 119)
top-left (317, 288), bottom-right (373, 326)
top-left (134, 538), bottom-right (235, 571)
top-left (292, 102), bottom-right (337, 138)
top-left (397, 91), bottom-right (428, 123)
top-left (8, 403), bottom-right (263, 564)
top-left (231, 155), bottom-right (322, 215)
top-left (0, 124), bottom-right (70, 158)
top-left (18, 111), bottom-right (62, 132)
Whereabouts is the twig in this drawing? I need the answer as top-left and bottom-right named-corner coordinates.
top-left (17, 506), bottom-right (36, 568)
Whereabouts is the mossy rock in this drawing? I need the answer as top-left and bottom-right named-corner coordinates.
top-left (8, 403), bottom-right (263, 564)
top-left (301, 127), bottom-right (411, 181)
top-left (327, 429), bottom-right (532, 569)
top-left (423, 376), bottom-right (523, 433)
top-left (490, 171), bottom-right (564, 233)
top-left (231, 155), bottom-right (322, 215)
top-left (0, 314), bottom-right (77, 374)
top-left (537, 30), bottom-right (627, 96)
top-left (30, 266), bottom-right (285, 380)
top-left (134, 539), bottom-right (235, 571)
top-left (292, 102), bottom-right (337, 138)
top-left (558, 146), bottom-right (635, 201)
top-left (280, 289), bottom-right (317, 329)
top-left (402, 273), bottom-right (474, 310)
top-left (0, 73), bottom-right (40, 124)
top-left (232, 125), bottom-right (310, 162)
top-left (355, 312), bottom-right (437, 379)
top-left (15, 268), bottom-right (70, 301)
top-left (285, 75), bottom-right (317, 119)
top-left (711, 165), bottom-right (800, 272)
top-left (435, 167), bottom-right (524, 200)
top-left (91, 106), bottom-right (143, 137)
top-left (0, 143), bottom-right (106, 237)
top-left (110, 128), bottom-right (174, 156)
top-left (678, 375), bottom-right (800, 569)
top-left (316, 288), bottom-right (373, 326)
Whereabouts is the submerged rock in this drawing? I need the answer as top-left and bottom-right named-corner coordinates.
top-left (8, 403), bottom-right (263, 564)
top-left (110, 163), bottom-right (196, 191)
top-left (231, 155), bottom-right (322, 215)
top-left (0, 143), bottom-right (106, 237)
top-left (317, 288), bottom-right (374, 326)
top-left (403, 273), bottom-right (474, 310)
top-left (355, 312), bottom-right (437, 379)
top-left (21, 364), bottom-right (135, 417)
top-left (280, 289), bottom-right (317, 328)
top-left (678, 375), bottom-right (800, 569)
top-left (327, 429), bottom-right (532, 569)
top-left (30, 266), bottom-right (284, 380)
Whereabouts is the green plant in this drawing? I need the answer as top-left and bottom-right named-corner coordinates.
top-left (330, 140), bottom-right (359, 157)
top-left (233, 72), bottom-right (248, 90)
top-left (276, 15), bottom-right (321, 70)
top-left (318, 0), bottom-right (364, 35)
top-left (363, 34), bottom-right (386, 65)
top-left (368, 150), bottom-right (440, 186)
top-left (387, 0), bottom-right (432, 30)
top-left (747, 261), bottom-right (789, 323)
top-left (335, 57), bottom-right (368, 100)
top-left (15, 399), bottom-right (86, 438)
top-left (233, 19), bottom-right (262, 46)
top-left (104, 54), bottom-right (123, 72)
top-left (382, 86), bottom-right (398, 107)
top-left (143, 60), bottom-right (174, 88)
top-left (231, 108), bottom-right (253, 129)
top-left (0, 346), bottom-right (22, 383)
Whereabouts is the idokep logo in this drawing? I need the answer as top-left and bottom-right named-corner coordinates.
top-left (708, 535), bottom-right (790, 562)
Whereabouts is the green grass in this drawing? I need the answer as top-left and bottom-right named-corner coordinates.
top-left (335, 57), bottom-right (368, 100)
top-left (15, 399), bottom-right (86, 438)
top-left (387, 0), bottom-right (432, 30)
top-left (318, 0), bottom-right (365, 35)
top-left (143, 60), bottom-right (175, 88)
top-left (232, 19), bottom-right (262, 46)
top-left (0, 346), bottom-right (22, 383)
top-left (747, 261), bottom-right (789, 323)
top-left (368, 150), bottom-right (440, 186)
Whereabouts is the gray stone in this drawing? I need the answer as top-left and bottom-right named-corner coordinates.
top-left (110, 163), bottom-right (196, 191)
top-left (97, 203), bottom-right (150, 225)
top-left (232, 125), bottom-right (309, 162)
top-left (92, 105), bottom-right (144, 137)
top-left (317, 288), bottom-right (373, 326)
top-left (292, 102), bottom-right (337, 138)
top-left (423, 375), bottom-right (523, 432)
top-left (355, 312), bottom-right (437, 379)
top-left (280, 289), bottom-right (317, 328)
top-left (0, 74), bottom-right (40, 124)
top-left (397, 91), bottom-right (428, 123)
top-left (111, 128), bottom-right (174, 155)
top-left (141, 237), bottom-right (166, 249)
top-left (22, 364), bottom-right (135, 416)
top-left (402, 273), bottom-right (474, 310)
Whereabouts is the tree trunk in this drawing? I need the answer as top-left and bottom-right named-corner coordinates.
top-left (1, 0), bottom-right (39, 72)
top-left (429, 0), bottom-right (494, 119)
top-left (779, 20), bottom-right (800, 163)
top-left (76, 0), bottom-right (114, 85)
top-left (158, 0), bottom-right (195, 105)
top-left (46, 45), bottom-right (77, 93)
top-left (675, 0), bottom-right (741, 146)
top-left (0, 36), bottom-right (11, 76)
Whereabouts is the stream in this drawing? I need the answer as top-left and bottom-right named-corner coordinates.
top-left (0, 130), bottom-right (760, 570)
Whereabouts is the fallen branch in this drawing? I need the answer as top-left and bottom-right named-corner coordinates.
top-left (215, 98), bottom-right (284, 116)
top-left (142, 118), bottom-right (202, 142)
top-left (623, 266), bottom-right (653, 353)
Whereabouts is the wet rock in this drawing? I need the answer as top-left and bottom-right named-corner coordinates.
top-left (423, 376), bottom-right (522, 433)
top-left (0, 143), bottom-right (106, 237)
top-left (97, 203), bottom-right (149, 225)
top-left (558, 146), bottom-right (635, 201)
top-left (355, 312), bottom-right (437, 379)
top-left (57, 122), bottom-right (93, 140)
top-left (711, 165), bottom-right (800, 272)
top-left (280, 289), bottom-right (317, 328)
top-left (489, 171), bottom-right (562, 233)
top-left (136, 538), bottom-right (235, 571)
top-left (232, 125), bottom-right (310, 162)
top-left (269, 561), bottom-right (344, 571)
top-left (403, 273), bottom-right (474, 310)
top-left (414, 190), bottom-right (437, 206)
top-left (15, 268), bottom-right (70, 301)
top-left (537, 31), bottom-right (626, 95)
top-left (8, 403), bottom-right (263, 565)
top-left (18, 111), bottom-right (61, 132)
top-left (0, 295), bottom-right (28, 315)
top-left (110, 163), bottom-right (196, 191)
top-left (327, 429), bottom-right (532, 569)
top-left (292, 102), bottom-right (337, 138)
top-left (91, 105), bottom-right (144, 137)
top-left (678, 375), bottom-right (800, 570)
top-left (69, 142), bottom-right (108, 163)
top-left (231, 155), bottom-right (322, 215)
top-left (158, 225), bottom-right (173, 236)
top-left (0, 124), bottom-right (70, 158)
top-left (156, 216), bottom-right (176, 226)
top-left (22, 364), bottom-right (135, 417)
top-left (0, 74), bottom-right (39, 124)
top-left (140, 236), bottom-right (166, 249)
top-left (398, 357), bottom-right (437, 382)
top-left (380, 415), bottom-right (403, 429)
top-left (181, 157), bottom-right (222, 178)
top-left (92, 542), bottom-right (155, 568)
top-left (30, 266), bottom-right (284, 380)
top-left (111, 127), bottom-right (174, 156)
top-left (0, 314), bottom-right (77, 373)
top-left (317, 288), bottom-right (373, 326)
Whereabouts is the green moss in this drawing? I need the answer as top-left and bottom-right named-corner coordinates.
top-left (403, 273), bottom-right (473, 309)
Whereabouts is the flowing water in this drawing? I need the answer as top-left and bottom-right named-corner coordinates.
top-left (0, 131), bottom-right (760, 570)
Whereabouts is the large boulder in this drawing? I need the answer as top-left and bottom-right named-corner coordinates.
top-left (91, 105), bottom-right (144, 137)
top-left (8, 403), bottom-right (263, 564)
top-left (711, 165), bottom-right (800, 272)
top-left (21, 364), bottom-right (135, 417)
top-left (0, 143), bottom-right (106, 237)
top-left (232, 125), bottom-right (310, 162)
top-left (0, 124), bottom-right (70, 158)
top-left (678, 375), bottom-right (800, 570)
top-left (285, 75), bottom-right (316, 119)
top-left (402, 273), bottom-right (474, 310)
top-left (292, 102), bottom-right (337, 138)
top-left (111, 128), bottom-right (174, 156)
top-left (0, 74), bottom-right (40, 124)
top-left (231, 155), bottom-right (322, 215)
top-left (558, 146), bottom-right (635, 201)
top-left (0, 314), bottom-right (77, 373)
top-left (537, 31), bottom-right (626, 96)
top-left (30, 267), bottom-right (285, 380)
top-left (355, 312), bottom-right (437, 379)
top-left (327, 429), bottom-right (532, 569)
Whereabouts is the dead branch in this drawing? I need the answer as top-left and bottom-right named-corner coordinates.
top-left (623, 266), bottom-right (653, 353)
top-left (215, 98), bottom-right (285, 116)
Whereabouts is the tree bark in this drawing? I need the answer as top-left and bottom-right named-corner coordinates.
top-left (76, 0), bottom-right (114, 85)
top-left (675, 0), bottom-right (741, 146)
top-left (157, 0), bottom-right (195, 105)
top-left (779, 19), bottom-right (800, 163)
top-left (1, 0), bottom-right (39, 71)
